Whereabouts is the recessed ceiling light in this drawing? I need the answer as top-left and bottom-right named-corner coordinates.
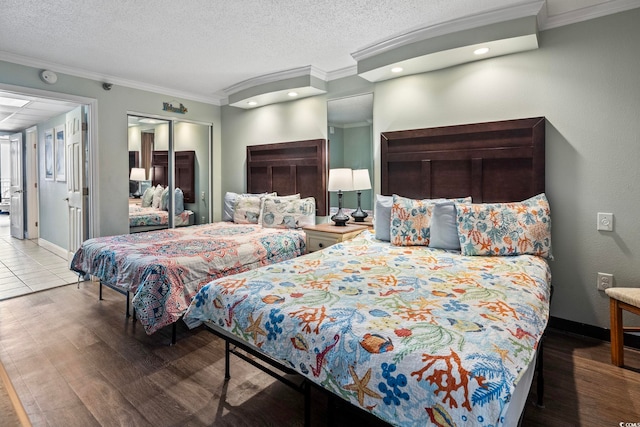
top-left (247, 101), bottom-right (257, 106)
top-left (391, 67), bottom-right (404, 73)
top-left (288, 91), bottom-right (298, 97)
top-left (0, 96), bottom-right (30, 108)
top-left (474, 47), bottom-right (490, 55)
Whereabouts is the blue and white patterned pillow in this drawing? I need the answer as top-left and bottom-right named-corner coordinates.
top-left (233, 195), bottom-right (263, 224)
top-left (261, 197), bottom-right (315, 229)
top-left (141, 187), bottom-right (154, 207)
top-left (455, 193), bottom-right (553, 259)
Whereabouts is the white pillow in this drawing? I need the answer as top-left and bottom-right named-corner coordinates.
top-left (428, 201), bottom-right (461, 250)
top-left (152, 185), bottom-right (164, 209)
top-left (374, 194), bottom-right (393, 241)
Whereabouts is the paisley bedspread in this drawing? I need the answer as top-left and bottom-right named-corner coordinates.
top-left (184, 230), bottom-right (551, 427)
top-left (128, 205), bottom-right (192, 227)
top-left (70, 222), bottom-right (306, 334)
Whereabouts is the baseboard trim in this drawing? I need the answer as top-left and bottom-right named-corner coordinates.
top-left (549, 316), bottom-right (640, 350)
top-left (37, 238), bottom-right (67, 259)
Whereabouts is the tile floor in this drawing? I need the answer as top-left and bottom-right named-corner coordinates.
top-left (0, 214), bottom-right (79, 300)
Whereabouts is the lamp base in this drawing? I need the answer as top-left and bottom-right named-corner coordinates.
top-left (331, 210), bottom-right (349, 227)
top-left (351, 207), bottom-right (368, 222)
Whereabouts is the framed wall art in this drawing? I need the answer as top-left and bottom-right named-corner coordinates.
top-left (55, 125), bottom-right (66, 182)
top-left (44, 128), bottom-right (54, 181)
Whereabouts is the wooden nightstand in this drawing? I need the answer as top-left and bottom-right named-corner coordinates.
top-left (303, 223), bottom-right (368, 253)
top-left (347, 216), bottom-right (374, 229)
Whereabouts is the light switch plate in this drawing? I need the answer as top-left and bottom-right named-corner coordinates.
top-left (597, 212), bottom-right (613, 231)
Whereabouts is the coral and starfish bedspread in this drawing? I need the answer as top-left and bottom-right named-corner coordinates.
top-left (184, 231), bottom-right (551, 427)
top-left (70, 222), bottom-right (305, 334)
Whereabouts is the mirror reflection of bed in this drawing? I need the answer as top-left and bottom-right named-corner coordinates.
top-left (127, 115), bottom-right (211, 233)
top-left (327, 93), bottom-right (374, 224)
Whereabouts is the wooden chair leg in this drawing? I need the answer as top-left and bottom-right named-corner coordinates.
top-left (610, 298), bottom-right (624, 367)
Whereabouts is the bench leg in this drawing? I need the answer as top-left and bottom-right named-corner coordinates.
top-left (610, 298), bottom-right (624, 367)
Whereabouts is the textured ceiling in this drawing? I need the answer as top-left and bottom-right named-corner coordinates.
top-left (0, 0), bottom-right (634, 108)
top-left (2, 0), bottom-right (516, 102)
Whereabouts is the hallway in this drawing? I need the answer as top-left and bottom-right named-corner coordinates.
top-left (0, 214), bottom-right (78, 300)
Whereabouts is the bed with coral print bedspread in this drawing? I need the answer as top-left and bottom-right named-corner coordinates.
top-left (184, 230), bottom-right (551, 427)
top-left (128, 205), bottom-right (192, 227)
top-left (70, 222), bottom-right (305, 334)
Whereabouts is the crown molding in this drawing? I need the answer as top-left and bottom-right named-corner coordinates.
top-left (223, 65), bottom-right (327, 96)
top-left (0, 51), bottom-right (223, 105)
top-left (541, 0), bottom-right (640, 30)
top-left (352, 1), bottom-right (545, 62)
top-left (326, 65), bottom-right (358, 81)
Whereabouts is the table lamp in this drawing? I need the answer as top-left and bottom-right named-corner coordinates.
top-left (129, 167), bottom-right (146, 198)
top-left (328, 168), bottom-right (353, 226)
top-left (351, 169), bottom-right (371, 222)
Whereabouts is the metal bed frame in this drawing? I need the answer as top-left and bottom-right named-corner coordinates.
top-left (76, 275), bottom-right (180, 345)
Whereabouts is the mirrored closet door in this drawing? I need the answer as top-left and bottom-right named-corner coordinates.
top-left (127, 114), bottom-right (211, 233)
top-left (327, 93), bottom-right (374, 213)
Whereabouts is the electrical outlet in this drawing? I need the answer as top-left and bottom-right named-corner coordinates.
top-left (597, 272), bottom-right (614, 291)
top-left (597, 212), bottom-right (613, 231)
top-left (201, 191), bottom-right (205, 201)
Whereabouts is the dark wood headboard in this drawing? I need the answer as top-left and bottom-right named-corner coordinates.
top-left (246, 139), bottom-right (328, 216)
top-left (151, 150), bottom-right (196, 203)
top-left (381, 117), bottom-right (545, 203)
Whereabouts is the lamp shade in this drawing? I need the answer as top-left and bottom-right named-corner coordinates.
top-left (129, 167), bottom-right (146, 181)
top-left (328, 168), bottom-right (353, 192)
top-left (352, 169), bottom-right (371, 191)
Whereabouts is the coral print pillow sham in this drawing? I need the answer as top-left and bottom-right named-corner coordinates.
top-left (389, 195), bottom-right (471, 246)
top-left (455, 193), bottom-right (552, 259)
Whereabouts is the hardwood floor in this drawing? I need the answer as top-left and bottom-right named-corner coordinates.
top-left (0, 282), bottom-right (639, 427)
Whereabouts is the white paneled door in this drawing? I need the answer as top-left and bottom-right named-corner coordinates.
top-left (66, 107), bottom-right (86, 261)
top-left (9, 132), bottom-right (23, 240)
